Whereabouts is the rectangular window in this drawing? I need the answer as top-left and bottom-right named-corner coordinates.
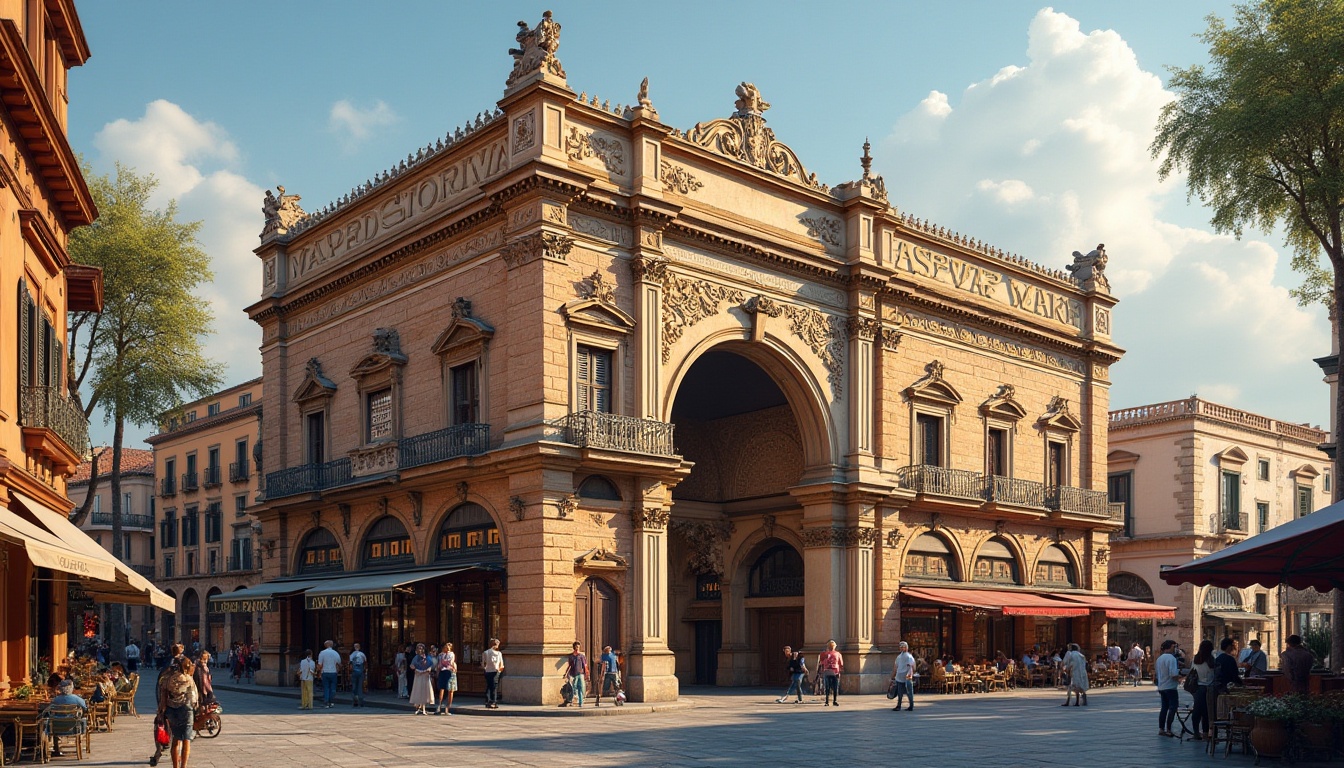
top-left (207, 402), bottom-right (220, 417)
top-left (1222, 471), bottom-right (1241, 529)
top-left (916, 413), bottom-right (943, 467)
top-left (1258, 458), bottom-right (1270, 481)
top-left (186, 551), bottom-right (196, 576)
top-left (1047, 441), bottom-right (1066, 487)
top-left (1255, 593), bottom-right (1268, 615)
top-left (163, 555), bottom-right (173, 579)
top-left (123, 534), bottom-right (131, 558)
top-left (367, 387), bottom-right (393, 442)
top-left (208, 550), bottom-right (218, 574)
top-left (235, 495), bottom-right (248, 517)
top-left (186, 453), bottom-right (197, 476)
top-left (1257, 501), bottom-right (1270, 533)
top-left (123, 493), bottom-right (132, 515)
top-left (450, 361), bottom-right (480, 425)
top-left (986, 428), bottom-right (1007, 476)
top-left (1327, 473), bottom-right (1333, 494)
top-left (93, 495), bottom-right (101, 515)
top-left (205, 504), bottom-right (221, 543)
top-left (239, 392), bottom-right (252, 407)
top-left (233, 438), bottom-right (249, 481)
top-left (1108, 472), bottom-right (1134, 537)
top-left (306, 411), bottom-right (325, 464)
top-left (183, 507), bottom-right (199, 547)
top-left (206, 447), bottom-right (221, 485)
top-left (576, 345), bottom-right (613, 413)
top-left (1298, 485), bottom-right (1314, 517)
top-left (186, 411), bottom-right (197, 422)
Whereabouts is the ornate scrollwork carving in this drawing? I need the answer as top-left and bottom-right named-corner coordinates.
top-left (800, 216), bottom-right (842, 247)
top-left (843, 527), bottom-right (878, 547)
top-left (578, 271), bottom-right (616, 304)
top-left (880, 327), bottom-right (903, 352)
top-left (510, 496), bottom-right (526, 522)
top-left (683, 83), bottom-right (826, 192)
top-left (1094, 548), bottom-right (1110, 565)
top-left (659, 160), bottom-right (704, 195)
top-left (670, 518), bottom-right (735, 576)
top-left (660, 271), bottom-right (746, 362)
top-left (631, 255), bottom-right (668, 282)
top-left (564, 126), bottom-right (625, 175)
top-left (846, 316), bottom-right (880, 341)
top-left (502, 231), bottom-right (574, 269)
top-left (632, 507), bottom-right (671, 531)
top-left (742, 295), bottom-right (783, 317)
top-left (800, 526), bottom-right (845, 548)
top-left (506, 11), bottom-right (565, 88)
top-left (781, 305), bottom-right (846, 400)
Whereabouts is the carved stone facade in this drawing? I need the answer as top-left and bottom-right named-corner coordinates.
top-left (243, 11), bottom-right (1124, 705)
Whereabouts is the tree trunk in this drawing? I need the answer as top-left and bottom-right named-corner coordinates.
top-left (108, 413), bottom-right (127, 656)
top-left (1332, 269), bottom-right (1343, 672)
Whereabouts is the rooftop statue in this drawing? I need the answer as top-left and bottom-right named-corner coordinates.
top-left (507, 10), bottom-right (566, 88)
top-left (1066, 243), bottom-right (1110, 291)
top-left (733, 82), bottom-right (770, 116)
top-left (261, 185), bottom-right (307, 237)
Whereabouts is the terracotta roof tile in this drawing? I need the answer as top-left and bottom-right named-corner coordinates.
top-left (70, 447), bottom-right (155, 484)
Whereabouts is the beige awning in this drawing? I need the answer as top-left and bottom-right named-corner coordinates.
top-left (13, 491), bottom-right (175, 612)
top-left (1205, 610), bottom-right (1274, 624)
top-left (0, 505), bottom-right (116, 581)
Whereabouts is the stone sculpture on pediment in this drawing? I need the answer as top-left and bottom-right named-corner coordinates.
top-left (683, 82), bottom-right (825, 192)
top-left (261, 185), bottom-right (307, 237)
top-left (506, 10), bottom-right (566, 88)
top-left (1066, 243), bottom-right (1110, 291)
top-left (577, 270), bottom-right (616, 305)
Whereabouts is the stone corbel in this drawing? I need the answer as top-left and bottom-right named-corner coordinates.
top-left (457, 482), bottom-right (469, 502)
top-left (742, 295), bottom-right (782, 342)
top-left (510, 496), bottom-right (526, 521)
top-left (339, 504), bottom-right (351, 536)
top-left (311, 510), bottom-right (321, 530)
top-left (408, 491), bottom-right (423, 527)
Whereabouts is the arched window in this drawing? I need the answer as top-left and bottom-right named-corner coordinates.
top-left (437, 503), bottom-right (501, 562)
top-left (362, 516), bottom-right (414, 568)
top-left (904, 533), bottom-right (956, 581)
top-left (577, 475), bottom-right (621, 501)
top-left (1203, 586), bottom-right (1241, 610)
top-left (1033, 545), bottom-right (1076, 588)
top-left (1107, 572), bottom-right (1154, 603)
top-left (748, 543), bottom-right (804, 597)
top-left (297, 527), bottom-right (343, 574)
top-left (973, 538), bottom-right (1018, 585)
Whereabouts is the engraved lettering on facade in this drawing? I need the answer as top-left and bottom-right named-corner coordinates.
top-left (899, 311), bottom-right (1086, 376)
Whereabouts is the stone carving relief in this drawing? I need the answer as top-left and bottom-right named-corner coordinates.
top-left (557, 495), bottom-right (578, 519)
top-left (800, 527), bottom-right (846, 548)
top-left (564, 126), bottom-right (626, 176)
top-left (659, 160), bottom-right (704, 195)
top-left (1066, 243), bottom-right (1110, 291)
top-left (502, 231), bottom-right (574, 269)
top-left (457, 482), bottom-right (470, 502)
top-left (682, 83), bottom-right (826, 191)
top-left (631, 254), bottom-right (668, 282)
top-left (577, 271), bottom-right (617, 304)
top-left (762, 514), bottom-right (776, 539)
top-left (660, 271), bottom-right (746, 362)
top-left (880, 327), bottom-right (903, 352)
top-left (408, 492), bottom-right (423, 527)
top-left (339, 504), bottom-right (351, 536)
top-left (636, 77), bottom-right (655, 113)
top-left (510, 496), bottom-right (526, 521)
top-left (885, 529), bottom-right (904, 548)
top-left (512, 113), bottom-right (536, 154)
top-left (800, 216), bottom-right (842, 247)
top-left (1094, 306), bottom-right (1111, 336)
top-left (568, 214), bottom-right (633, 247)
top-left (260, 185), bottom-right (307, 237)
top-left (669, 518), bottom-right (734, 576)
top-left (781, 305), bottom-right (845, 400)
top-left (632, 507), bottom-right (671, 531)
top-left (845, 316), bottom-right (880, 341)
top-left (742, 295), bottom-right (783, 318)
top-left (843, 527), bottom-right (878, 547)
top-left (899, 311), bottom-right (1086, 376)
top-left (506, 11), bottom-right (565, 88)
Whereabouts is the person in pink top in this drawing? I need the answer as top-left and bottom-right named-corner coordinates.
top-left (818, 640), bottom-right (844, 706)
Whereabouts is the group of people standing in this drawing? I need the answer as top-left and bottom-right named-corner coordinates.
top-left (773, 640), bottom-right (847, 707)
top-left (298, 638), bottom-right (506, 713)
top-left (558, 641), bottom-right (622, 707)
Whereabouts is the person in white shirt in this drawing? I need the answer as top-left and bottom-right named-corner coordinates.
top-left (1154, 640), bottom-right (1181, 737)
top-left (316, 640), bottom-right (342, 708)
top-left (482, 638), bottom-right (505, 709)
top-left (348, 643), bottom-right (368, 708)
top-left (1106, 643), bottom-right (1122, 665)
top-left (125, 641), bottom-right (141, 673)
top-left (1126, 643), bottom-right (1146, 685)
top-left (298, 650), bottom-right (316, 710)
top-left (890, 641), bottom-right (917, 712)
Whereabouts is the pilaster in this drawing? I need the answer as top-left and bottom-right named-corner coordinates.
top-left (625, 492), bottom-right (678, 702)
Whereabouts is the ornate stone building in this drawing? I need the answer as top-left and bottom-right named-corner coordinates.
top-left (1107, 397), bottom-right (1332, 662)
top-left (230, 12), bottom-right (1142, 703)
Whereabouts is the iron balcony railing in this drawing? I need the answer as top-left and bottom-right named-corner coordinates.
top-left (229, 460), bottom-right (249, 483)
top-left (1109, 503), bottom-right (1127, 523)
top-left (132, 564), bottom-right (156, 579)
top-left (1045, 485), bottom-right (1111, 517)
top-left (202, 465), bottom-right (222, 487)
top-left (181, 472), bottom-right (199, 492)
top-left (90, 512), bottom-right (154, 530)
top-left (228, 552), bottom-right (255, 572)
top-left (159, 478), bottom-right (176, 497)
top-left (896, 465), bottom-right (986, 500)
top-left (19, 385), bottom-right (90, 458)
top-left (985, 475), bottom-right (1046, 506)
top-left (399, 423), bottom-right (491, 469)
top-left (546, 411), bottom-right (677, 457)
top-left (263, 458), bottom-right (353, 499)
top-left (1220, 511), bottom-right (1249, 533)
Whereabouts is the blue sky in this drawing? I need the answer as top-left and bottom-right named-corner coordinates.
top-left (68, 1), bottom-right (1330, 447)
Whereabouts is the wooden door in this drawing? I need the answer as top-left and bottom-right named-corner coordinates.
top-left (575, 578), bottom-right (619, 677)
top-left (694, 621), bottom-right (721, 685)
top-left (757, 609), bottom-right (804, 686)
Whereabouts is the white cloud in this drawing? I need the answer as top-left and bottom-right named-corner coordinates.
top-left (879, 8), bottom-right (1329, 424)
top-left (328, 99), bottom-right (398, 150)
top-left (89, 101), bottom-right (266, 445)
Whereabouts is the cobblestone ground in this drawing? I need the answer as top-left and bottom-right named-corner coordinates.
top-left (67, 682), bottom-right (1306, 768)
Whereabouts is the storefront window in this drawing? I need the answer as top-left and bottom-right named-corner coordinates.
top-left (298, 527), bottom-right (343, 574)
top-left (436, 504), bottom-right (502, 562)
top-left (973, 538), bottom-right (1018, 585)
top-left (362, 516), bottom-right (414, 569)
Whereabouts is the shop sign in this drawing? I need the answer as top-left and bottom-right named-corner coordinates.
top-left (304, 590), bottom-right (394, 610)
top-left (210, 597), bottom-right (276, 614)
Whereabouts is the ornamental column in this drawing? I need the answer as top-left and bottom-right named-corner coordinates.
top-left (626, 499), bottom-right (678, 702)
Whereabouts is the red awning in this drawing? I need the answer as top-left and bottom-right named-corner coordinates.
top-left (1048, 593), bottom-right (1176, 619)
top-left (900, 586), bottom-right (1089, 617)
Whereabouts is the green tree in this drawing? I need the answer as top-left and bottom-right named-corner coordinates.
top-left (1151, 0), bottom-right (1344, 670)
top-left (67, 163), bottom-right (223, 653)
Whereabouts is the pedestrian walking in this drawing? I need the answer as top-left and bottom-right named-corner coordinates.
top-left (1061, 643), bottom-right (1089, 706)
top-left (818, 640), bottom-right (843, 706)
top-left (890, 641), bottom-right (916, 711)
top-left (298, 650), bottom-right (315, 710)
top-left (1126, 642), bottom-right (1146, 685)
top-left (193, 651), bottom-right (216, 708)
top-left (349, 643), bottom-right (368, 708)
top-left (395, 644), bottom-right (410, 699)
top-left (317, 640), bottom-right (341, 708)
top-left (562, 641), bottom-right (589, 707)
top-left (126, 640), bottom-right (141, 673)
top-left (158, 657), bottom-right (199, 768)
top-left (482, 638), bottom-right (504, 709)
top-left (148, 644), bottom-right (185, 766)
top-left (409, 644), bottom-right (434, 715)
top-left (775, 646), bottom-right (805, 703)
top-left (435, 643), bottom-right (457, 715)
top-left (595, 645), bottom-right (620, 706)
top-left (1154, 639), bottom-right (1181, 737)
top-left (231, 645), bottom-right (246, 683)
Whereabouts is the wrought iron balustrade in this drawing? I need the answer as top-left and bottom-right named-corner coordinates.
top-left (229, 460), bottom-right (249, 482)
top-left (896, 465), bottom-right (986, 500)
top-left (202, 465), bottom-right (222, 487)
top-left (751, 577), bottom-right (804, 597)
top-left (132, 564), bottom-right (156, 579)
top-left (984, 475), bottom-right (1046, 506)
top-left (181, 472), bottom-right (199, 492)
top-left (159, 478), bottom-right (176, 497)
top-left (399, 423), bottom-right (491, 469)
top-left (19, 385), bottom-right (90, 458)
top-left (1045, 485), bottom-right (1110, 517)
top-left (1108, 502), bottom-right (1127, 523)
top-left (546, 411), bottom-right (677, 457)
top-left (263, 458), bottom-right (353, 499)
top-left (1220, 511), bottom-right (1249, 533)
top-left (90, 512), bottom-right (154, 530)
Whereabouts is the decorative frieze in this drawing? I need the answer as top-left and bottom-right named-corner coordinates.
top-left (660, 160), bottom-right (704, 195)
top-left (502, 231), bottom-right (574, 269)
top-left (800, 216), bottom-right (842, 247)
top-left (781, 305), bottom-right (845, 400)
top-left (660, 271), bottom-right (746, 362)
top-left (564, 126), bottom-right (626, 176)
top-left (669, 519), bottom-right (734, 575)
top-left (632, 507), bottom-right (671, 531)
top-left (801, 526), bottom-right (874, 548)
top-left (843, 527), bottom-right (878, 547)
top-left (899, 311), bottom-right (1087, 376)
top-left (350, 443), bottom-right (399, 477)
top-left (569, 213), bottom-right (634, 247)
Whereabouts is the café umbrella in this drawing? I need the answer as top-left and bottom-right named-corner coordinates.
top-left (1160, 498), bottom-right (1344, 592)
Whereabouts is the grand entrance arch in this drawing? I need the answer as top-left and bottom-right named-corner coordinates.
top-left (664, 342), bottom-right (832, 686)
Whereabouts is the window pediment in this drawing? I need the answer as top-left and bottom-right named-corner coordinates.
top-left (561, 271), bottom-right (634, 334)
top-left (1108, 449), bottom-right (1141, 464)
top-left (350, 327), bottom-right (408, 379)
top-left (905, 360), bottom-right (962, 407)
top-left (432, 297), bottom-right (495, 357)
top-left (1291, 463), bottom-right (1320, 479)
top-left (293, 358), bottom-right (337, 404)
top-left (1037, 396), bottom-right (1082, 432)
top-left (1216, 446), bottom-right (1250, 467)
top-left (980, 384), bottom-right (1027, 420)
top-left (575, 547), bottom-right (628, 571)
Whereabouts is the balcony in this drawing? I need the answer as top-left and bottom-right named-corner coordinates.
top-left (1045, 485), bottom-right (1111, 517)
top-left (264, 458), bottom-right (353, 500)
top-left (1219, 511), bottom-right (1249, 534)
top-left (896, 466), bottom-right (985, 500)
top-left (90, 512), bottom-right (154, 530)
top-left (159, 478), bottom-right (176, 497)
top-left (985, 475), bottom-right (1046, 507)
top-left (400, 423), bottom-right (491, 469)
top-left (202, 465), bottom-right (222, 488)
top-left (227, 552), bottom-right (255, 572)
top-left (19, 385), bottom-right (89, 472)
top-left (181, 472), bottom-right (199, 493)
top-left (895, 465), bottom-right (1119, 522)
top-left (229, 460), bottom-right (250, 483)
top-left (132, 564), bottom-right (156, 579)
top-left (546, 411), bottom-right (677, 457)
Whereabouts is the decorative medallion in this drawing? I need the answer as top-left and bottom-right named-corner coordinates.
top-left (669, 519), bottom-right (735, 576)
top-left (660, 160), bottom-right (704, 195)
top-left (512, 113), bottom-right (536, 154)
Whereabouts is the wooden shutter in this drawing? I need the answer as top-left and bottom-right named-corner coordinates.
top-left (17, 279), bottom-right (29, 389)
top-left (592, 349), bottom-right (611, 413)
top-left (576, 346), bottom-right (591, 412)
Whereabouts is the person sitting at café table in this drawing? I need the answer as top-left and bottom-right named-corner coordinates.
top-left (1239, 639), bottom-right (1268, 676)
top-left (43, 679), bottom-right (87, 757)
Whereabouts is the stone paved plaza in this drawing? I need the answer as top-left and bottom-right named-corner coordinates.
top-left (59, 682), bottom-right (1314, 768)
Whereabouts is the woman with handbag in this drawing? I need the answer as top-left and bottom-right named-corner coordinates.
top-left (158, 657), bottom-right (200, 768)
top-left (1188, 640), bottom-right (1215, 740)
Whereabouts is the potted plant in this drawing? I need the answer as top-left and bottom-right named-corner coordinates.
top-left (11, 684), bottom-right (33, 701)
top-left (1247, 695), bottom-right (1300, 759)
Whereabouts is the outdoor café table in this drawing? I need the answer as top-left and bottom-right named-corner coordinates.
top-left (1173, 705), bottom-right (1195, 741)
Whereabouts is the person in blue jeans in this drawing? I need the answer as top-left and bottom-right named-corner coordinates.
top-left (349, 643), bottom-right (367, 708)
top-left (562, 642), bottom-right (588, 707)
top-left (776, 646), bottom-right (807, 703)
top-left (317, 640), bottom-right (342, 708)
top-left (890, 641), bottom-right (916, 711)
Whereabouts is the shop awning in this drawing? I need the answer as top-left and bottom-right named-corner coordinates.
top-left (302, 567), bottom-right (472, 610)
top-left (900, 586), bottom-right (1090, 617)
top-left (1205, 610), bottom-right (1274, 624)
top-left (0, 505), bottom-right (115, 581)
top-left (1049, 593), bottom-right (1177, 619)
top-left (14, 491), bottom-right (175, 611)
top-left (207, 579), bottom-right (325, 613)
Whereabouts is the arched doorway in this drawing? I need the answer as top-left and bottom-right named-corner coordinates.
top-left (228, 585), bottom-right (253, 648)
top-left (575, 577), bottom-right (619, 679)
top-left (181, 590), bottom-right (201, 649)
top-left (161, 589), bottom-right (177, 647)
top-left (1108, 572), bottom-right (1156, 650)
top-left (747, 541), bottom-right (805, 686)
